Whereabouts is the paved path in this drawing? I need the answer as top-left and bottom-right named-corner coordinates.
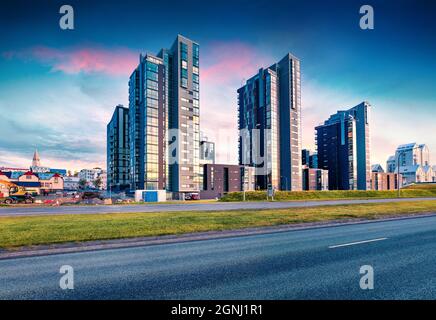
top-left (0, 197), bottom-right (435, 216)
top-left (2, 214), bottom-right (436, 299)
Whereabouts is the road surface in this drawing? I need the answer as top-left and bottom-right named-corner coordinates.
top-left (1, 214), bottom-right (436, 299)
top-left (0, 197), bottom-right (435, 216)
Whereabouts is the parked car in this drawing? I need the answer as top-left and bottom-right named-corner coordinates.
top-left (185, 192), bottom-right (200, 200)
top-left (81, 191), bottom-right (104, 200)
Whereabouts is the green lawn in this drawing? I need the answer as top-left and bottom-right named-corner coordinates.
top-left (1, 200), bottom-right (436, 250)
top-left (220, 184), bottom-right (436, 202)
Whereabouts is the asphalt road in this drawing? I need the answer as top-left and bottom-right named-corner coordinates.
top-left (1, 214), bottom-right (436, 299)
top-left (0, 197), bottom-right (435, 216)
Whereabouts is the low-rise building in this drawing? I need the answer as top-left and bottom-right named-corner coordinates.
top-left (371, 172), bottom-right (401, 191)
top-left (302, 168), bottom-right (329, 191)
top-left (386, 143), bottom-right (433, 185)
top-left (370, 164), bottom-right (401, 190)
top-left (78, 168), bottom-right (106, 190)
top-left (0, 170), bottom-right (64, 194)
top-left (200, 164), bottom-right (255, 199)
top-left (64, 176), bottom-right (80, 190)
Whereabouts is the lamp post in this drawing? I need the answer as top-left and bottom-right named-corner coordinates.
top-left (397, 151), bottom-right (404, 198)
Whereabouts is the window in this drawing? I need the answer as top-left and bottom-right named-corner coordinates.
top-left (147, 98), bottom-right (158, 108)
top-left (147, 80), bottom-right (158, 90)
top-left (193, 74), bottom-right (199, 84)
top-left (146, 63), bottom-right (158, 72)
top-left (147, 89), bottom-right (158, 99)
top-left (193, 43), bottom-right (199, 58)
top-left (147, 71), bottom-right (158, 81)
top-left (181, 77), bottom-right (188, 88)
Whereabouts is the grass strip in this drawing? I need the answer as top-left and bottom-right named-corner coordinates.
top-left (219, 188), bottom-right (436, 202)
top-left (0, 200), bottom-right (435, 249)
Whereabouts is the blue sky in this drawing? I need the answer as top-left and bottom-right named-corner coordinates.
top-left (0, 0), bottom-right (435, 170)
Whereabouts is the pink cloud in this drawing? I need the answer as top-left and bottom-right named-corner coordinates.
top-left (201, 41), bottom-right (272, 86)
top-left (5, 46), bottom-right (139, 76)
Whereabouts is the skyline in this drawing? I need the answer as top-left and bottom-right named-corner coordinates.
top-left (1, 0), bottom-right (435, 171)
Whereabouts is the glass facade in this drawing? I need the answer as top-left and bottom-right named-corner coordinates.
top-left (107, 105), bottom-right (130, 191)
top-left (315, 102), bottom-right (371, 190)
top-left (129, 54), bottom-right (166, 191)
top-left (237, 53), bottom-right (302, 191)
top-left (127, 35), bottom-right (200, 193)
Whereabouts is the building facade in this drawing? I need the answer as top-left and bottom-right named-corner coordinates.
top-left (129, 54), bottom-right (167, 191)
top-left (107, 105), bottom-right (130, 191)
top-left (78, 168), bottom-right (106, 189)
top-left (386, 143), bottom-right (433, 185)
top-left (200, 133), bottom-right (215, 165)
top-left (302, 149), bottom-right (318, 169)
top-left (0, 170), bottom-right (64, 194)
top-left (302, 168), bottom-right (329, 191)
top-left (200, 164), bottom-right (255, 199)
top-left (370, 164), bottom-right (401, 190)
top-left (64, 176), bottom-right (80, 190)
top-left (316, 102), bottom-right (371, 190)
top-left (127, 35), bottom-right (200, 195)
top-left (302, 149), bottom-right (310, 167)
top-left (371, 172), bottom-right (401, 191)
top-left (237, 53), bottom-right (302, 191)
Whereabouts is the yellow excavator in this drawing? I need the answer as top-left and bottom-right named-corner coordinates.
top-left (0, 180), bottom-right (34, 204)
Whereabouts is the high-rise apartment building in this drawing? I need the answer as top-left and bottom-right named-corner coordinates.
top-left (302, 149), bottom-right (318, 169)
top-left (237, 53), bottom-right (302, 191)
top-left (107, 105), bottom-right (130, 191)
top-left (316, 101), bottom-right (371, 190)
top-left (128, 35), bottom-right (200, 194)
top-left (302, 149), bottom-right (310, 167)
top-left (129, 54), bottom-right (167, 191)
top-left (158, 35), bottom-right (201, 193)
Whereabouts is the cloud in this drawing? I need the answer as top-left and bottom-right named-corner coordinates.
top-left (202, 41), bottom-right (272, 86)
top-left (0, 74), bottom-right (127, 171)
top-left (4, 46), bottom-right (138, 76)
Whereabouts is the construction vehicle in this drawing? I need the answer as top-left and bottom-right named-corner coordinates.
top-left (0, 180), bottom-right (34, 204)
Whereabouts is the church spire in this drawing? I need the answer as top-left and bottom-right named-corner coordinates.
top-left (32, 149), bottom-right (41, 167)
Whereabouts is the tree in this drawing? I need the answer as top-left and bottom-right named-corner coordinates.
top-left (78, 178), bottom-right (87, 190)
top-left (93, 176), bottom-right (103, 190)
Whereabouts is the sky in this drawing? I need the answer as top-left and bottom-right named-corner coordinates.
top-left (0, 0), bottom-right (435, 171)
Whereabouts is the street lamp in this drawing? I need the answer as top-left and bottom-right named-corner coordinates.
top-left (397, 150), bottom-right (404, 198)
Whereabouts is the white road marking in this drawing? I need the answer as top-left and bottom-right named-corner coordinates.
top-left (328, 237), bottom-right (388, 249)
